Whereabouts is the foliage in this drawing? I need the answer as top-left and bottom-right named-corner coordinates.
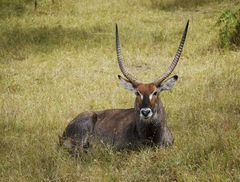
top-left (217, 8), bottom-right (240, 48)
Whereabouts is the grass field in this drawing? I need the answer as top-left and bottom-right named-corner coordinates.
top-left (1, 0), bottom-right (240, 181)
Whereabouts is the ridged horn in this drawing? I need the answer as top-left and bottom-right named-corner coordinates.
top-left (116, 24), bottom-right (139, 86)
top-left (154, 20), bottom-right (189, 86)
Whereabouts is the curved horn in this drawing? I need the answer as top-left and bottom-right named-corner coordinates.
top-left (154, 20), bottom-right (189, 86)
top-left (116, 24), bottom-right (139, 86)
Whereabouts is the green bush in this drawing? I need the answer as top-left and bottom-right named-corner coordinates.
top-left (217, 9), bottom-right (240, 49)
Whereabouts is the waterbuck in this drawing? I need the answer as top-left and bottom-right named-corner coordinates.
top-left (60, 21), bottom-right (189, 151)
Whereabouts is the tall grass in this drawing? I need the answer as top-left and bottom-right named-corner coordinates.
top-left (1, 0), bottom-right (240, 181)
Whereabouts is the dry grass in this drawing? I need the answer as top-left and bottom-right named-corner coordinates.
top-left (0, 0), bottom-right (240, 181)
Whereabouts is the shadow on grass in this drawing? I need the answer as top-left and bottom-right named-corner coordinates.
top-left (0, 0), bottom-right (34, 18)
top-left (149, 0), bottom-right (222, 10)
top-left (0, 25), bottom-right (112, 63)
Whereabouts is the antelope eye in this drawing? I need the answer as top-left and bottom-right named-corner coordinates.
top-left (135, 92), bottom-right (140, 96)
top-left (153, 91), bottom-right (158, 96)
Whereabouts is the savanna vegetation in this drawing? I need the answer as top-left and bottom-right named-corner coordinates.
top-left (1, 0), bottom-right (240, 181)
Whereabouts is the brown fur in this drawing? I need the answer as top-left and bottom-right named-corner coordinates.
top-left (60, 86), bottom-right (174, 151)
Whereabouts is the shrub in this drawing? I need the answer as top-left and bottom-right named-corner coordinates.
top-left (217, 9), bottom-right (240, 49)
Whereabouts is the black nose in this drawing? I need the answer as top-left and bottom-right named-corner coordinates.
top-left (141, 109), bottom-right (150, 117)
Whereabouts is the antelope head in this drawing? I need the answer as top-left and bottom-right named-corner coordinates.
top-left (116, 21), bottom-right (189, 121)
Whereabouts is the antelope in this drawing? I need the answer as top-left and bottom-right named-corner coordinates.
top-left (59, 21), bottom-right (189, 151)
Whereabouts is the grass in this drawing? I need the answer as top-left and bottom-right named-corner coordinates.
top-left (1, 0), bottom-right (240, 181)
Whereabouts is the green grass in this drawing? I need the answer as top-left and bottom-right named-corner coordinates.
top-left (1, 0), bottom-right (240, 181)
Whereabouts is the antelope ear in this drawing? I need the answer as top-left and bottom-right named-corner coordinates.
top-left (118, 75), bottom-right (135, 92)
top-left (157, 75), bottom-right (178, 92)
